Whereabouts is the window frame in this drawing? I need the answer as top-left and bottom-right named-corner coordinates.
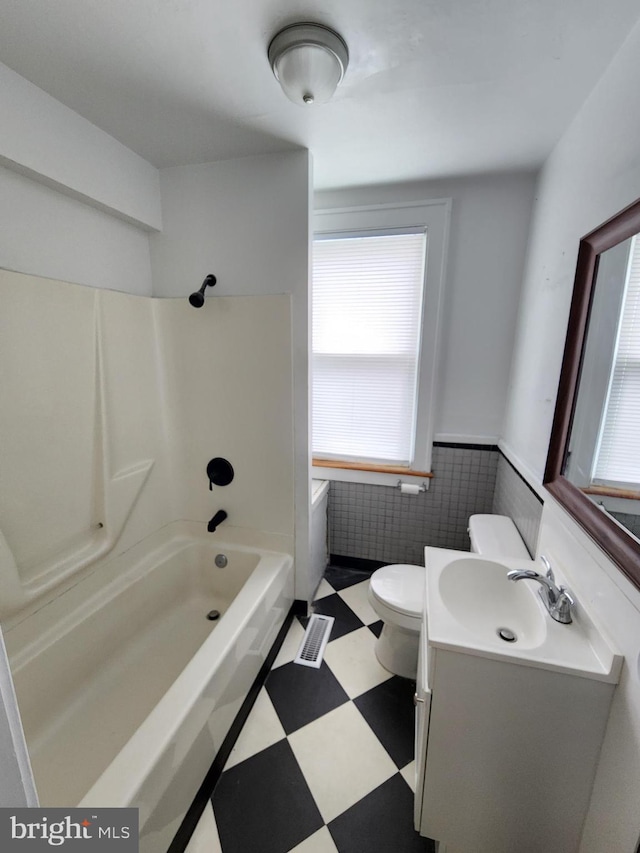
top-left (592, 234), bottom-right (640, 492)
top-left (311, 199), bottom-right (451, 487)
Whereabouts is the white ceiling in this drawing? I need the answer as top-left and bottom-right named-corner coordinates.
top-left (1, 0), bottom-right (639, 189)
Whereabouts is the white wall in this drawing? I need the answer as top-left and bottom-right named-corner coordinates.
top-left (0, 61), bottom-right (161, 231)
top-left (0, 166), bottom-right (154, 295)
top-left (316, 172), bottom-right (536, 444)
top-left (150, 151), bottom-right (311, 299)
top-left (503, 20), bottom-right (640, 483)
top-left (149, 151), bottom-right (313, 598)
top-left (502, 19), bottom-right (640, 853)
top-left (0, 61), bottom-right (160, 295)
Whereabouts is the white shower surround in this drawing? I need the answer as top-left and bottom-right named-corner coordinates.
top-left (0, 269), bottom-right (296, 847)
top-left (0, 270), bottom-right (294, 621)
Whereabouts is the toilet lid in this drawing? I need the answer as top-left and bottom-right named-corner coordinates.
top-left (370, 564), bottom-right (425, 618)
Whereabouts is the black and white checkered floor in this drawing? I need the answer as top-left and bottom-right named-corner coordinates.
top-left (185, 566), bottom-right (435, 853)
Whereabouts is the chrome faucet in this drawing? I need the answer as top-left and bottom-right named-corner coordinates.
top-left (507, 555), bottom-right (575, 624)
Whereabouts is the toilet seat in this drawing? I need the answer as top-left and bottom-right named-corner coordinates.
top-left (369, 564), bottom-right (424, 619)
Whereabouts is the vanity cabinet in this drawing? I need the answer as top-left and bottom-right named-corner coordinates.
top-left (414, 628), bottom-right (616, 853)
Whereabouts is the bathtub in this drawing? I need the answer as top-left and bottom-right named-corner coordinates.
top-left (311, 479), bottom-right (329, 597)
top-left (7, 523), bottom-right (294, 852)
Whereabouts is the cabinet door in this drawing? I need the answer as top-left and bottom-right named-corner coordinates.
top-left (413, 627), bottom-right (431, 831)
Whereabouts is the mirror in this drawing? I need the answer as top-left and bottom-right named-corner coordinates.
top-left (544, 196), bottom-right (640, 589)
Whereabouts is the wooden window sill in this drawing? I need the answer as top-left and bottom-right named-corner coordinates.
top-left (582, 485), bottom-right (640, 501)
top-left (312, 458), bottom-right (433, 478)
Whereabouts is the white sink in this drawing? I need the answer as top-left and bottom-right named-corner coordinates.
top-left (424, 547), bottom-right (622, 683)
top-left (437, 556), bottom-right (547, 649)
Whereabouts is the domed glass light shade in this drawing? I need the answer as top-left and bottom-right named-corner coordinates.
top-left (268, 23), bottom-right (349, 106)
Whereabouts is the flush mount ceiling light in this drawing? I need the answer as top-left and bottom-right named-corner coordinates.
top-left (268, 22), bottom-right (349, 106)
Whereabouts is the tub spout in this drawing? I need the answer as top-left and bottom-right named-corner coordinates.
top-left (208, 510), bottom-right (227, 533)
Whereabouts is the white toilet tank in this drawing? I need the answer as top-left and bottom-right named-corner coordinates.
top-left (468, 514), bottom-right (529, 559)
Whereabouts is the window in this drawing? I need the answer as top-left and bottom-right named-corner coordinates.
top-left (313, 231), bottom-right (426, 466)
top-left (312, 201), bottom-right (450, 485)
top-left (593, 234), bottom-right (640, 488)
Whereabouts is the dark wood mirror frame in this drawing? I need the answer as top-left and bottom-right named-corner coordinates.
top-left (544, 196), bottom-right (640, 590)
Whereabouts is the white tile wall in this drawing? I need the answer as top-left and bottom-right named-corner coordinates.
top-left (492, 454), bottom-right (543, 556)
top-left (329, 445), bottom-right (499, 564)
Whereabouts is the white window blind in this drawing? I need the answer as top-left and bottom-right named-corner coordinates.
top-left (594, 234), bottom-right (640, 487)
top-left (312, 231), bottom-right (427, 465)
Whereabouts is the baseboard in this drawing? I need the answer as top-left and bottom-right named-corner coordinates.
top-left (329, 554), bottom-right (388, 572)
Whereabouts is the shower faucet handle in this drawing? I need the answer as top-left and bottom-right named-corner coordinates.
top-left (207, 457), bottom-right (234, 488)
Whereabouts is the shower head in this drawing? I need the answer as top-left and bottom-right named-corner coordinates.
top-left (188, 274), bottom-right (217, 307)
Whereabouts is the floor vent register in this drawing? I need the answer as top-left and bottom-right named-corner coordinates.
top-left (293, 614), bottom-right (335, 668)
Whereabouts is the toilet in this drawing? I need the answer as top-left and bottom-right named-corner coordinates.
top-left (368, 513), bottom-right (529, 679)
top-left (368, 563), bottom-right (425, 679)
